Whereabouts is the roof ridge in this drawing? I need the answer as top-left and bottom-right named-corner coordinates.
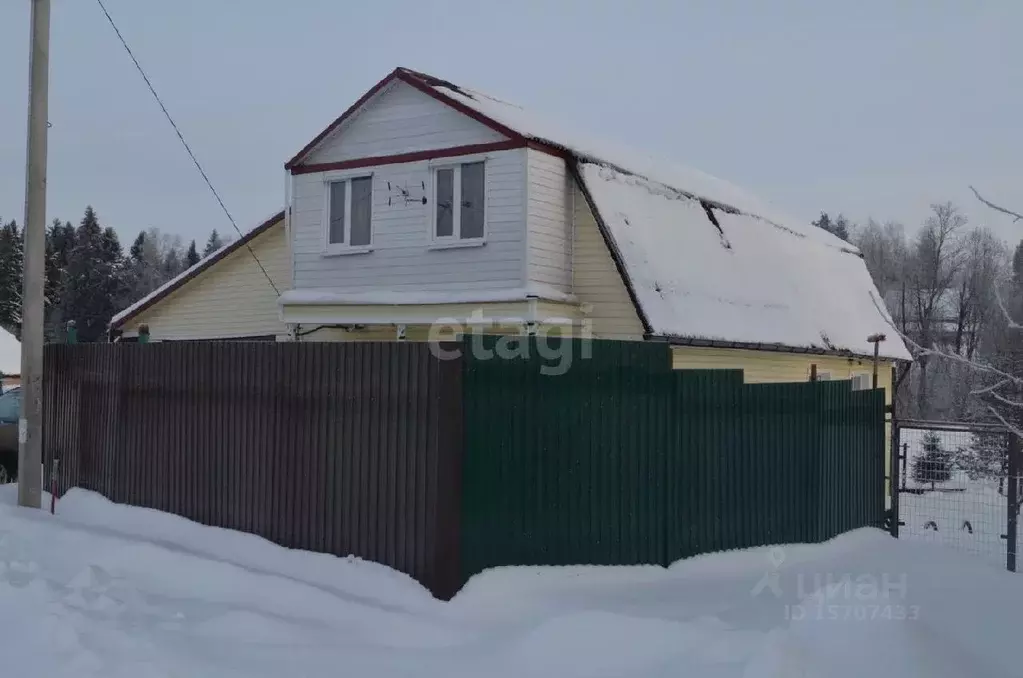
top-left (584, 161), bottom-right (859, 256)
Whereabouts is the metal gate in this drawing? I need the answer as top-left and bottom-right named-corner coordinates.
top-left (891, 420), bottom-right (1021, 572)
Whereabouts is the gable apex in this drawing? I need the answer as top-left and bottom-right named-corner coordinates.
top-left (286, 69), bottom-right (530, 170)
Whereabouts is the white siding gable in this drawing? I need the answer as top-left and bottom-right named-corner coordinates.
top-left (290, 148), bottom-right (526, 292)
top-left (303, 81), bottom-right (508, 165)
top-left (525, 149), bottom-right (572, 293)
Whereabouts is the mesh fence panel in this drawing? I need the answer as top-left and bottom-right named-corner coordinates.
top-left (897, 425), bottom-right (1018, 571)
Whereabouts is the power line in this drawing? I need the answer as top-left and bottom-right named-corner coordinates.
top-left (94, 0), bottom-right (280, 296)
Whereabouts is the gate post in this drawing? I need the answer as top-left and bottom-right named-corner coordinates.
top-left (1007, 433), bottom-right (1019, 573)
top-left (889, 421), bottom-right (900, 538)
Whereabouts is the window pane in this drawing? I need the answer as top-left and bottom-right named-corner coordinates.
top-left (350, 177), bottom-right (373, 246)
top-left (435, 168), bottom-right (454, 238)
top-left (328, 181), bottom-right (346, 244)
top-left (460, 162), bottom-right (485, 239)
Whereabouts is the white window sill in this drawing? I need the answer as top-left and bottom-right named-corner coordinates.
top-left (428, 240), bottom-right (486, 251)
top-left (322, 246), bottom-right (374, 258)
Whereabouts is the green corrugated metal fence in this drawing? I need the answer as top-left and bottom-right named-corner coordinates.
top-left (460, 337), bottom-right (885, 581)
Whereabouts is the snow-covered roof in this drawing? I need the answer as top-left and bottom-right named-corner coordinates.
top-left (110, 210), bottom-right (285, 330)
top-left (289, 68), bottom-right (909, 360)
top-left (581, 165), bottom-right (910, 360)
top-left (0, 327), bottom-right (20, 376)
top-left (398, 69), bottom-right (854, 254)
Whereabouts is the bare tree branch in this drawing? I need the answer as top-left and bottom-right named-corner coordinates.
top-left (988, 405), bottom-right (1023, 439)
top-left (870, 291), bottom-right (1022, 387)
top-left (970, 185), bottom-right (1023, 223)
top-left (991, 392), bottom-right (1023, 409)
top-left (971, 378), bottom-right (1012, 396)
top-left (994, 284), bottom-right (1022, 331)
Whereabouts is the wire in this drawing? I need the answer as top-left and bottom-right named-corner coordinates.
top-left (94, 0), bottom-right (280, 296)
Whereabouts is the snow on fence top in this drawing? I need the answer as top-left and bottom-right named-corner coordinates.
top-left (0, 327), bottom-right (19, 376)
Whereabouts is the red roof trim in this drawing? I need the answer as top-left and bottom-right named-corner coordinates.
top-left (396, 69), bottom-right (567, 157)
top-left (284, 69), bottom-right (402, 170)
top-left (526, 138), bottom-right (569, 159)
top-left (290, 140), bottom-right (526, 175)
top-left (285, 67), bottom-right (568, 171)
top-left (110, 211), bottom-right (285, 330)
top-left (394, 69), bottom-right (525, 142)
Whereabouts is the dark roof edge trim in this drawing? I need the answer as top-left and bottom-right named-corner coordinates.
top-left (569, 159), bottom-right (653, 336)
top-left (110, 210), bottom-right (285, 330)
top-left (656, 333), bottom-right (912, 363)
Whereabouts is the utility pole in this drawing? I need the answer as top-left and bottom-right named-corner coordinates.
top-left (19, 0), bottom-right (51, 509)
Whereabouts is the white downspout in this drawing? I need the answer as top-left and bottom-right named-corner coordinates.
top-left (277, 170), bottom-right (295, 342)
top-left (284, 169), bottom-right (293, 290)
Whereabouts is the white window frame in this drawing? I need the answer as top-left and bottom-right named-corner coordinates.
top-left (815, 371), bottom-right (832, 381)
top-left (322, 172), bottom-right (374, 256)
top-left (429, 159), bottom-right (487, 248)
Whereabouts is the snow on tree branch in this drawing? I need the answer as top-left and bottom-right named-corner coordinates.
top-left (869, 291), bottom-right (1022, 387)
top-left (993, 276), bottom-right (1022, 331)
top-left (990, 391), bottom-right (1023, 409)
top-left (987, 405), bottom-right (1023, 439)
top-left (972, 378), bottom-right (1013, 397)
top-left (970, 186), bottom-right (1023, 223)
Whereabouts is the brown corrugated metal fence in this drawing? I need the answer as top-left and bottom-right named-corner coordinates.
top-left (42, 342), bottom-right (463, 599)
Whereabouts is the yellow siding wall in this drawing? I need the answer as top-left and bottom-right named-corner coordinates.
top-left (123, 220), bottom-right (290, 341)
top-left (672, 345), bottom-right (895, 499)
top-left (571, 181), bottom-right (645, 341)
top-left (671, 346), bottom-right (893, 396)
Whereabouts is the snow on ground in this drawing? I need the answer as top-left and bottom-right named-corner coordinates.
top-left (901, 482), bottom-right (1015, 570)
top-left (896, 427), bottom-right (1017, 569)
top-left (1, 486), bottom-right (1021, 677)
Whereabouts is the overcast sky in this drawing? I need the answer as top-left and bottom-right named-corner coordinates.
top-left (0, 0), bottom-right (1020, 248)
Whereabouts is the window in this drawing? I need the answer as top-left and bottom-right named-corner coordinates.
top-left (0, 388), bottom-right (21, 424)
top-left (433, 161), bottom-right (485, 242)
top-left (325, 176), bottom-right (373, 252)
top-left (851, 374), bottom-right (873, 391)
top-left (815, 372), bottom-right (832, 381)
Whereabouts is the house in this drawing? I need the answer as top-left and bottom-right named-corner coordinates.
top-left (0, 327), bottom-right (20, 391)
top-left (109, 211), bottom-right (289, 342)
top-left (279, 67), bottom-right (911, 390)
top-left (109, 66), bottom-right (910, 393)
